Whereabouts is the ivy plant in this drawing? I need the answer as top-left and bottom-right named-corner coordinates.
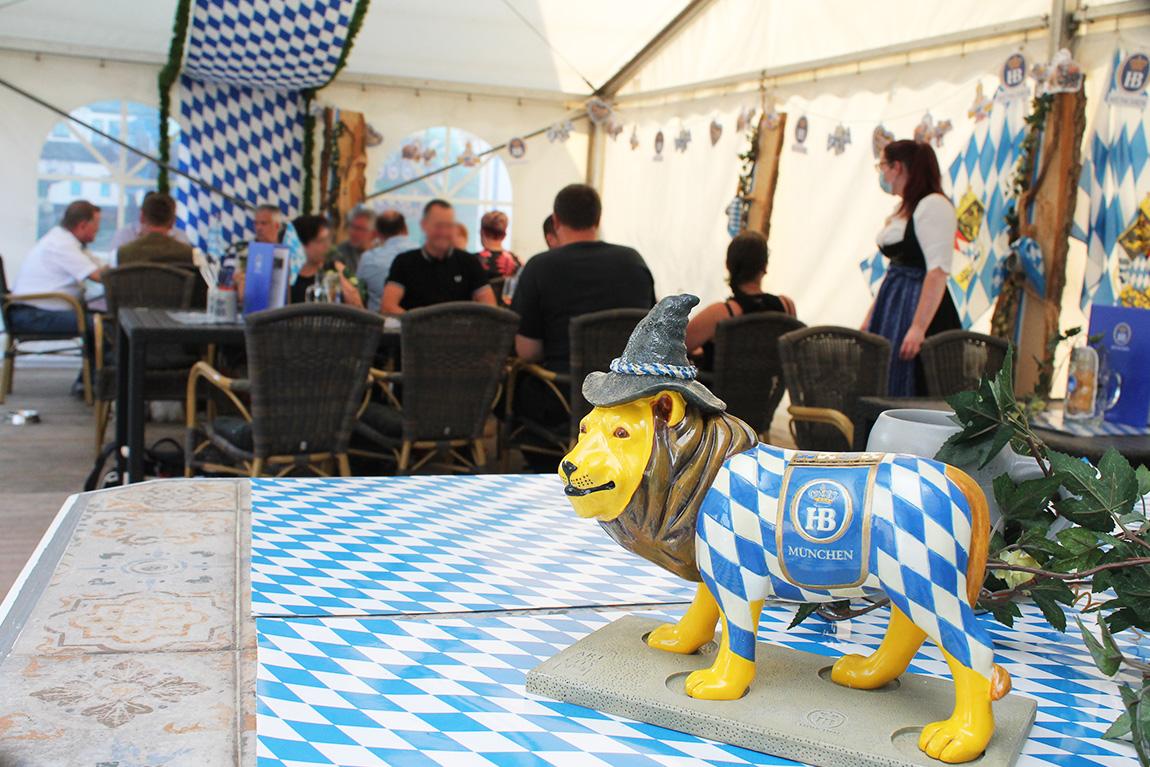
top-left (937, 346), bottom-right (1150, 760)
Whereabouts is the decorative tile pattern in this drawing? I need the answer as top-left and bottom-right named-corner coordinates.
top-left (0, 651), bottom-right (238, 766)
top-left (84, 479), bottom-right (239, 513)
top-left (256, 603), bottom-right (1138, 767)
top-left (250, 476), bottom-right (696, 618)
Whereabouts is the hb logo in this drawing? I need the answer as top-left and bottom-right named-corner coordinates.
top-left (804, 506), bottom-right (838, 532)
top-left (791, 480), bottom-right (852, 542)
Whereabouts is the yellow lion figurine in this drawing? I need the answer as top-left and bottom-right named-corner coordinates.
top-left (559, 295), bottom-right (1009, 764)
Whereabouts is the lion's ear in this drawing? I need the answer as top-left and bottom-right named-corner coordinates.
top-left (652, 392), bottom-right (687, 427)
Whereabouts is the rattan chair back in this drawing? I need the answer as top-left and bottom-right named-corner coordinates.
top-left (568, 308), bottom-right (648, 438)
top-left (244, 304), bottom-right (381, 459)
top-left (104, 265), bottom-right (196, 315)
top-left (0, 254), bottom-right (11, 330)
top-left (919, 329), bottom-right (1011, 397)
top-left (778, 326), bottom-right (891, 450)
top-left (398, 302), bottom-right (519, 443)
top-left (712, 312), bottom-right (806, 436)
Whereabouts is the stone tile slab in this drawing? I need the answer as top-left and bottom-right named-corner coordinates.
top-left (527, 615), bottom-right (1037, 767)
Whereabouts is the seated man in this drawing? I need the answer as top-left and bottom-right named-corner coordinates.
top-left (335, 206), bottom-right (376, 271)
top-left (109, 191), bottom-right (191, 253)
top-left (381, 199), bottom-right (495, 314)
top-left (9, 200), bottom-right (105, 394)
top-left (510, 184), bottom-right (656, 469)
top-left (116, 192), bottom-right (194, 267)
top-left (358, 210), bottom-right (417, 312)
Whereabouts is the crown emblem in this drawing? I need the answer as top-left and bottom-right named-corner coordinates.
top-left (808, 485), bottom-right (839, 505)
top-left (1129, 55), bottom-right (1148, 73)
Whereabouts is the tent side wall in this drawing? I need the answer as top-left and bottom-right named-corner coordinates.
top-left (0, 51), bottom-right (587, 281)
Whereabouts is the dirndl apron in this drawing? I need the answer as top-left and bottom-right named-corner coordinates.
top-left (867, 213), bottom-right (961, 396)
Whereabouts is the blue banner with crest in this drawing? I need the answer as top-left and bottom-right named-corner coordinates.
top-left (776, 457), bottom-right (877, 589)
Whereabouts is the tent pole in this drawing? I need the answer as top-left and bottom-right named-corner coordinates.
top-left (595, 0), bottom-right (719, 98)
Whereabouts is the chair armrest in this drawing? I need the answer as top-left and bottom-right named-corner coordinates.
top-left (186, 360), bottom-right (252, 426)
top-left (4, 291), bottom-right (88, 334)
top-left (787, 405), bottom-right (854, 446)
top-left (367, 368), bottom-right (402, 409)
top-left (506, 359), bottom-right (571, 417)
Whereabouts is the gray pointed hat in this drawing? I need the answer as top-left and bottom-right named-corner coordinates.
top-left (582, 294), bottom-right (726, 413)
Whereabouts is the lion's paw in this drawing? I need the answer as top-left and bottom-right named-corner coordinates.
top-left (918, 718), bottom-right (991, 764)
top-left (831, 653), bottom-right (899, 689)
top-left (684, 667), bottom-right (748, 701)
top-left (647, 623), bottom-right (713, 655)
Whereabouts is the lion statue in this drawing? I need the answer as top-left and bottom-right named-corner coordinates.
top-left (559, 294), bottom-right (1010, 764)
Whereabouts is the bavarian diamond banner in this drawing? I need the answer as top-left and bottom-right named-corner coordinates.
top-left (1074, 48), bottom-right (1150, 310)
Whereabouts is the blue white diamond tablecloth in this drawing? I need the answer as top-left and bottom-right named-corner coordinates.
top-left (255, 602), bottom-right (1138, 767)
top-left (250, 476), bottom-right (696, 617)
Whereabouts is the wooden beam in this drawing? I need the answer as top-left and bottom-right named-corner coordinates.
top-left (746, 113), bottom-right (787, 239)
top-left (1009, 89), bottom-right (1088, 395)
top-left (596, 0), bottom-right (719, 98)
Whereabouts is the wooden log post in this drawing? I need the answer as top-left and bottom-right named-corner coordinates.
top-left (994, 89), bottom-right (1087, 395)
top-left (746, 113), bottom-right (787, 238)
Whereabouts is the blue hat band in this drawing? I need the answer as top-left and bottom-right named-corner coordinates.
top-left (610, 358), bottom-right (697, 380)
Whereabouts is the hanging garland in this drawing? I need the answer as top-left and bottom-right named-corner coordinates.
top-left (301, 0), bottom-right (372, 213)
top-left (156, 0), bottom-right (192, 194)
top-left (990, 92), bottom-right (1052, 341)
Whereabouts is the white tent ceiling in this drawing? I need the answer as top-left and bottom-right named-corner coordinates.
top-left (5, 0), bottom-right (1141, 99)
top-left (0, 0), bottom-right (690, 96)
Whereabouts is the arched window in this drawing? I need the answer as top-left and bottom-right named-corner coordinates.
top-left (37, 100), bottom-right (170, 255)
top-left (372, 126), bottom-right (513, 251)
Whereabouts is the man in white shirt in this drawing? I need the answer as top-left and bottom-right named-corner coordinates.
top-left (10, 200), bottom-right (104, 331)
top-left (9, 200), bottom-right (105, 396)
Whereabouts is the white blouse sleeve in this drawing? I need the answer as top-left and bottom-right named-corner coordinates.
top-left (912, 194), bottom-right (957, 274)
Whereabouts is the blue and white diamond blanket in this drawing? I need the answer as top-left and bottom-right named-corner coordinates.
top-left (250, 475), bottom-right (695, 618)
top-left (697, 444), bottom-right (994, 678)
top-left (255, 604), bottom-right (1139, 767)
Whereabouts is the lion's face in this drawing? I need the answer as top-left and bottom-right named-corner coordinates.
top-left (559, 392), bottom-right (686, 521)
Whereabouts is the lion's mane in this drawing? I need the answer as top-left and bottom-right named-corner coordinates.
top-left (598, 408), bottom-right (756, 581)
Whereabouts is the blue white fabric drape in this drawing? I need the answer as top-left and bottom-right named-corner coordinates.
top-left (175, 0), bottom-right (358, 247)
top-left (1074, 48), bottom-right (1150, 309)
top-left (945, 84), bottom-right (1030, 327)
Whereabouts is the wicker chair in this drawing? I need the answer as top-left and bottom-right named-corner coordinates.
top-left (919, 329), bottom-right (1011, 397)
top-left (354, 303), bottom-right (519, 473)
top-left (0, 253), bottom-right (92, 404)
top-left (185, 304), bottom-right (381, 477)
top-left (503, 308), bottom-right (648, 463)
top-left (778, 326), bottom-right (891, 451)
top-left (92, 264), bottom-right (199, 450)
top-left (710, 312), bottom-right (806, 438)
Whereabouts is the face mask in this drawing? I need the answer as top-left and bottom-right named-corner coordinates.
top-left (878, 172), bottom-right (893, 195)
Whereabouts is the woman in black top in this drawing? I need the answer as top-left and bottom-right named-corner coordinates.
top-left (288, 215), bottom-right (363, 308)
top-left (864, 140), bottom-right (961, 396)
top-left (686, 230), bottom-right (797, 370)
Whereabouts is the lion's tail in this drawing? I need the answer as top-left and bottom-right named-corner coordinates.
top-left (945, 465), bottom-right (1011, 701)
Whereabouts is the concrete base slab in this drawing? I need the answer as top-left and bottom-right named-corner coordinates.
top-left (526, 615), bottom-right (1036, 767)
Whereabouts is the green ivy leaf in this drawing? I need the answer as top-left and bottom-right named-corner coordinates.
top-left (1103, 711), bottom-right (1132, 741)
top-left (996, 475), bottom-right (1062, 522)
top-left (1056, 527), bottom-right (1102, 556)
top-left (1135, 684), bottom-right (1150, 764)
top-left (788, 603), bottom-right (820, 630)
top-left (1029, 580), bottom-right (1075, 632)
top-left (1136, 465), bottom-right (1150, 498)
top-left (1049, 449), bottom-right (1135, 532)
top-left (984, 600), bottom-right (1022, 628)
top-left (1077, 616), bottom-right (1123, 676)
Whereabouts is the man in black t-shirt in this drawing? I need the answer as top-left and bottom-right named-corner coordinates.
top-left (382, 199), bottom-right (496, 313)
top-left (510, 184), bottom-right (656, 469)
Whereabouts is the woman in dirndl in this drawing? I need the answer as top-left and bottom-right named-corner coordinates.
top-left (865, 140), bottom-right (961, 396)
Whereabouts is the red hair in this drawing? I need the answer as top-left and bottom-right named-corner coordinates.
top-left (883, 140), bottom-right (943, 217)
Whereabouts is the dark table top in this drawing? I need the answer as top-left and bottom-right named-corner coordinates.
top-left (118, 307), bottom-right (247, 344)
top-left (857, 395), bottom-right (1150, 466)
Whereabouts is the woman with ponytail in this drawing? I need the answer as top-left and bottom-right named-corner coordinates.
top-left (864, 139), bottom-right (961, 395)
top-left (686, 230), bottom-right (796, 370)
